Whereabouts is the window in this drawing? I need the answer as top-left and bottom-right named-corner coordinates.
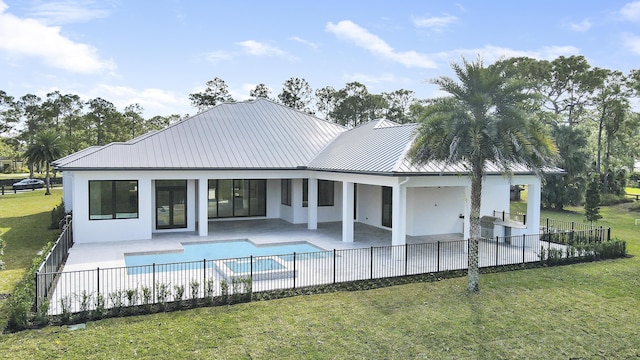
top-left (89, 180), bottom-right (138, 220)
top-left (208, 179), bottom-right (266, 218)
top-left (303, 179), bottom-right (335, 207)
top-left (281, 179), bottom-right (292, 206)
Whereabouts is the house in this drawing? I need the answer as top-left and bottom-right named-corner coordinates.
top-left (53, 99), bottom-right (543, 246)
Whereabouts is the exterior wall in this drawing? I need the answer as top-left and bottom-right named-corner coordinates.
top-left (71, 171), bottom-right (154, 243)
top-left (63, 171), bottom-right (73, 213)
top-left (356, 184), bottom-right (383, 228)
top-left (66, 167), bottom-right (542, 244)
top-left (405, 186), bottom-right (466, 236)
top-left (480, 177), bottom-right (511, 217)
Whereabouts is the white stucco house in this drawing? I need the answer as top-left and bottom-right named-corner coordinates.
top-left (53, 99), bottom-right (542, 246)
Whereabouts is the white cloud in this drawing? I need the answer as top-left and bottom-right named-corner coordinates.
top-left (622, 33), bottom-right (640, 54)
top-left (204, 50), bottom-right (234, 63)
top-left (344, 72), bottom-right (397, 84)
top-left (435, 45), bottom-right (581, 64)
top-left (26, 0), bottom-right (112, 25)
top-left (0, 1), bottom-right (115, 74)
top-left (237, 40), bottom-right (287, 57)
top-left (620, 1), bottom-right (640, 21)
top-left (568, 19), bottom-right (592, 32)
top-left (326, 20), bottom-right (437, 69)
top-left (86, 84), bottom-right (189, 116)
top-left (290, 36), bottom-right (318, 49)
top-left (412, 14), bottom-right (458, 31)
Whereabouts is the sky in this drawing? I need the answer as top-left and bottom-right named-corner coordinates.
top-left (1, 0), bottom-right (640, 118)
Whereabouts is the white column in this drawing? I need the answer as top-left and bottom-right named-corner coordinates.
top-left (526, 179), bottom-right (541, 235)
top-left (198, 179), bottom-right (209, 237)
top-left (391, 184), bottom-right (406, 246)
top-left (342, 181), bottom-right (354, 242)
top-left (307, 178), bottom-right (318, 230)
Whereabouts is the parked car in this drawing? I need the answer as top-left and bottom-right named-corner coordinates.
top-left (12, 178), bottom-right (45, 190)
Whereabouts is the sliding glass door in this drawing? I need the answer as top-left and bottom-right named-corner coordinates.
top-left (156, 180), bottom-right (187, 229)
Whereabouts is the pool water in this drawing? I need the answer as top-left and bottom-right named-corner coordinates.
top-left (125, 240), bottom-right (328, 268)
top-left (224, 258), bottom-right (285, 273)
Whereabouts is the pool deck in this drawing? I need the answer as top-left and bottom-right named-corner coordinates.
top-left (63, 219), bottom-right (463, 272)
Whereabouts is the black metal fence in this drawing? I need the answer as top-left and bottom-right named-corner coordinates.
top-left (493, 210), bottom-right (526, 225)
top-left (541, 218), bottom-right (610, 242)
top-left (35, 228), bottom-right (608, 315)
top-left (35, 217), bottom-right (72, 311)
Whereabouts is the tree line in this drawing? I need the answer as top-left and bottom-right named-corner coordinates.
top-left (1, 55), bottom-right (639, 208)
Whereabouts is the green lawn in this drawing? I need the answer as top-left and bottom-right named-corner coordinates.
top-left (0, 191), bottom-right (638, 359)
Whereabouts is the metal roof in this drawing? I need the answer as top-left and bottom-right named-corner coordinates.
top-left (54, 99), bottom-right (346, 170)
top-left (308, 120), bottom-right (418, 173)
top-left (54, 99), bottom-right (558, 176)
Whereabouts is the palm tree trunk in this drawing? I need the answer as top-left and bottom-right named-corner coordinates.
top-left (468, 164), bottom-right (482, 293)
top-left (45, 163), bottom-right (51, 195)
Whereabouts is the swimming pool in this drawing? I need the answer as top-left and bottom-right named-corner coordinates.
top-left (124, 240), bottom-right (330, 275)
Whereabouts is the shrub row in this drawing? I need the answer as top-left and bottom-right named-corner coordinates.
top-left (4, 239), bottom-right (628, 332)
top-left (3, 242), bottom-right (54, 332)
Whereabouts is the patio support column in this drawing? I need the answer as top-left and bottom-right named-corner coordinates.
top-left (526, 179), bottom-right (541, 236)
top-left (307, 178), bottom-right (318, 230)
top-left (198, 179), bottom-right (208, 237)
top-left (391, 183), bottom-right (406, 246)
top-left (342, 181), bottom-right (354, 242)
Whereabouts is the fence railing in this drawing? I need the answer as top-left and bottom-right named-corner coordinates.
top-left (35, 216), bottom-right (72, 311)
top-left (493, 210), bottom-right (526, 225)
top-left (35, 228), bottom-right (608, 315)
top-left (541, 218), bottom-right (611, 241)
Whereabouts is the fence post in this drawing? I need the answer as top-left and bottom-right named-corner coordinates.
top-left (34, 272), bottom-right (39, 314)
top-left (523, 214), bottom-right (526, 226)
top-left (437, 241), bottom-right (440, 272)
top-left (370, 247), bottom-right (374, 280)
top-left (152, 263), bottom-right (156, 302)
top-left (404, 244), bottom-right (408, 276)
top-left (96, 267), bottom-right (100, 302)
top-left (203, 259), bottom-right (206, 292)
top-left (333, 249), bottom-right (336, 284)
top-left (546, 218), bottom-right (549, 231)
top-left (495, 236), bottom-right (499, 266)
top-left (522, 235), bottom-right (526, 263)
top-left (607, 228), bottom-right (610, 241)
top-left (293, 253), bottom-right (296, 289)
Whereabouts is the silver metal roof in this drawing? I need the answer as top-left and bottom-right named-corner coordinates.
top-left (54, 99), bottom-right (346, 170)
top-left (308, 120), bottom-right (418, 173)
top-left (54, 99), bottom-right (555, 176)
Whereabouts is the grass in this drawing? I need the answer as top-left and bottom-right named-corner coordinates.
top-left (0, 190), bottom-right (639, 358)
top-left (0, 190), bottom-right (62, 321)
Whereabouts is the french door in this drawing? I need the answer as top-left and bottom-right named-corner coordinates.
top-left (382, 186), bottom-right (392, 228)
top-left (156, 180), bottom-right (187, 229)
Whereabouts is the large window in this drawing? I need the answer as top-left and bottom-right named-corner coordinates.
top-left (208, 179), bottom-right (266, 218)
top-left (281, 179), bottom-right (292, 206)
top-left (303, 179), bottom-right (335, 207)
top-left (89, 180), bottom-right (138, 220)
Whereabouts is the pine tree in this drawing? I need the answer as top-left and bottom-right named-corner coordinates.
top-left (584, 174), bottom-right (602, 223)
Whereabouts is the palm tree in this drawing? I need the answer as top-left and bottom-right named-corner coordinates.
top-left (410, 57), bottom-right (557, 292)
top-left (23, 131), bottom-right (64, 195)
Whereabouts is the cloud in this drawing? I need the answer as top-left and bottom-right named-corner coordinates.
top-left (87, 84), bottom-right (189, 116)
top-left (567, 19), bottom-right (592, 32)
top-left (237, 40), bottom-right (287, 57)
top-left (26, 0), bottom-right (112, 25)
top-left (0, 1), bottom-right (115, 74)
top-left (344, 72), bottom-right (397, 84)
top-left (435, 45), bottom-right (581, 64)
top-left (412, 14), bottom-right (458, 31)
top-left (290, 36), bottom-right (318, 49)
top-left (326, 20), bottom-right (437, 69)
top-left (620, 1), bottom-right (640, 21)
top-left (622, 33), bottom-right (640, 54)
top-left (204, 50), bottom-right (234, 63)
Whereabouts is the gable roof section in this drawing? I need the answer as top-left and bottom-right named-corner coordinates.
top-left (308, 120), bottom-right (418, 174)
top-left (54, 99), bottom-right (346, 170)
